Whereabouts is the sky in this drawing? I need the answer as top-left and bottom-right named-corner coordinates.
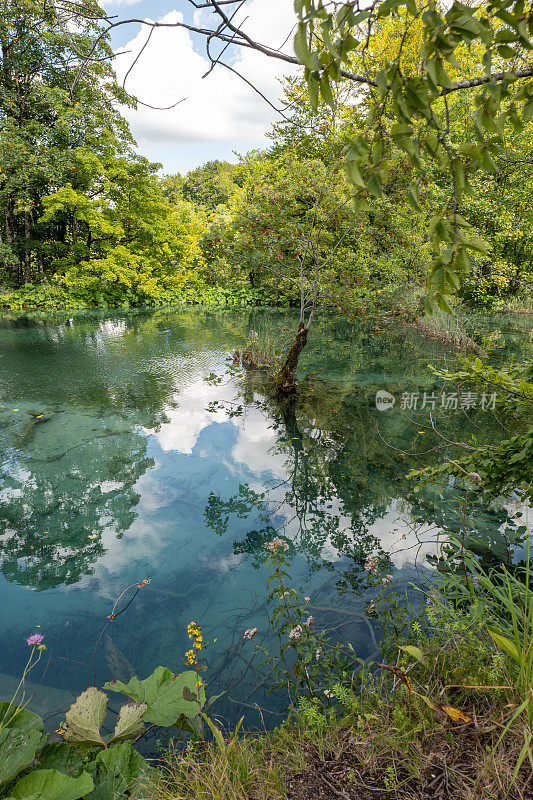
top-left (99, 0), bottom-right (298, 175)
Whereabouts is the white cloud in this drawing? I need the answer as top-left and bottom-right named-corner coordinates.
top-left (103, 0), bottom-right (142, 6)
top-left (113, 1), bottom-right (298, 157)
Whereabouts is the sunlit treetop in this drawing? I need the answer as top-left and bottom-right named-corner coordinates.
top-left (292, 0), bottom-right (533, 310)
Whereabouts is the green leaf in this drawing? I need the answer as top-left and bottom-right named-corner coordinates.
top-left (497, 44), bottom-right (516, 59)
top-left (462, 234), bottom-right (487, 253)
top-left (376, 69), bottom-right (388, 97)
top-left (11, 769), bottom-right (93, 800)
top-left (108, 702), bottom-right (147, 744)
top-left (488, 630), bottom-right (521, 664)
top-left (37, 743), bottom-right (83, 777)
top-left (367, 174), bottom-right (384, 198)
top-left (319, 73), bottom-right (335, 110)
top-left (201, 713), bottom-right (226, 752)
top-left (64, 688), bottom-right (107, 749)
top-left (86, 741), bottom-right (150, 800)
top-left (399, 645), bottom-right (425, 661)
top-left (407, 185), bottom-right (421, 212)
top-left (104, 667), bottom-right (205, 727)
top-left (345, 161), bottom-right (365, 187)
top-left (307, 72), bottom-right (320, 112)
top-left (294, 23), bottom-right (312, 68)
top-left (0, 703), bottom-right (44, 786)
top-left (436, 293), bottom-right (453, 312)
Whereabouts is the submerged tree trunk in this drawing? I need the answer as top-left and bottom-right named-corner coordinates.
top-left (274, 321), bottom-right (309, 396)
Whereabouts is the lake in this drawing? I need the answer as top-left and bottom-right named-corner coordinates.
top-left (0, 308), bottom-right (531, 742)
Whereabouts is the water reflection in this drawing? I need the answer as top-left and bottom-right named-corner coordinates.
top-left (0, 308), bottom-right (531, 732)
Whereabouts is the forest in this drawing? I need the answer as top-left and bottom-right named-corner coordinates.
top-left (1, 0), bottom-right (533, 314)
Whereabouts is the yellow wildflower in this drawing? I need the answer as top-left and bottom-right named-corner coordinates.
top-left (185, 649), bottom-right (196, 664)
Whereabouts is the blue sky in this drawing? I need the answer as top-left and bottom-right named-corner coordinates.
top-left (100, 0), bottom-right (297, 175)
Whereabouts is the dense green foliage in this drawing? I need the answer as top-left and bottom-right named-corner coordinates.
top-left (0, 663), bottom-right (207, 799)
top-left (2, 1), bottom-right (533, 313)
top-left (0, 0), bottom-right (208, 309)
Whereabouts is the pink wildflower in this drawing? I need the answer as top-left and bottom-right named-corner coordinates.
top-left (315, 648), bottom-right (323, 661)
top-left (368, 603), bottom-right (376, 615)
top-left (27, 633), bottom-right (44, 647)
top-left (243, 628), bottom-right (257, 640)
top-left (265, 537), bottom-right (289, 553)
top-left (304, 615), bottom-right (314, 627)
top-left (289, 625), bottom-right (303, 642)
top-left (304, 597), bottom-right (311, 604)
top-left (364, 554), bottom-right (379, 575)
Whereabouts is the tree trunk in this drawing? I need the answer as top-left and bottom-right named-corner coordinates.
top-left (23, 211), bottom-right (31, 283)
top-left (4, 202), bottom-right (17, 280)
top-left (274, 321), bottom-right (308, 396)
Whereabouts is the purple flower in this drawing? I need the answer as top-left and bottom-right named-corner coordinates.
top-left (467, 472), bottom-right (482, 484)
top-left (27, 633), bottom-right (44, 647)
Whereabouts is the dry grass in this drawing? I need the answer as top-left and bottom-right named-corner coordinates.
top-left (132, 703), bottom-right (531, 800)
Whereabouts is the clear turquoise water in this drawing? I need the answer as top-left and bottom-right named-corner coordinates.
top-left (0, 308), bottom-right (531, 741)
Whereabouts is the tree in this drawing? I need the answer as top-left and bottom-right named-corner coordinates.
top-left (59, 0), bottom-right (533, 309)
top-left (0, 0), bottom-right (207, 306)
top-left (0, 0), bottom-right (132, 284)
top-left (181, 160), bottom-right (242, 212)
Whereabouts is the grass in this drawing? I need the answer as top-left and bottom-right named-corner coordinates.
top-left (237, 326), bottom-right (287, 372)
top-left (414, 309), bottom-right (481, 351)
top-left (493, 296), bottom-right (533, 315)
top-left (133, 595), bottom-right (531, 800)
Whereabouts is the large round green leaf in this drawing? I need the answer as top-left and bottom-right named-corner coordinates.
top-left (64, 688), bottom-right (107, 750)
top-left (104, 667), bottom-right (205, 726)
top-left (37, 743), bottom-right (83, 777)
top-left (85, 741), bottom-right (151, 800)
top-left (11, 768), bottom-right (93, 800)
top-left (0, 703), bottom-right (44, 786)
top-left (107, 702), bottom-right (146, 744)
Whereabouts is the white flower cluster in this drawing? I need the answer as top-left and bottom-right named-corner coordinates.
top-left (289, 625), bottom-right (303, 642)
top-left (265, 537), bottom-right (289, 553)
top-left (365, 554), bottom-right (379, 575)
